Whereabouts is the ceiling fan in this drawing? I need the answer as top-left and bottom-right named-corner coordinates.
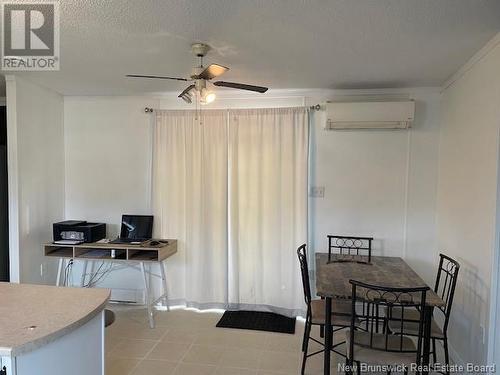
top-left (126, 43), bottom-right (268, 104)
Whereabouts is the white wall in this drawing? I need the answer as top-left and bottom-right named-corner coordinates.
top-left (64, 96), bottom-right (158, 231)
top-left (437, 34), bottom-right (500, 366)
top-left (63, 96), bottom-right (160, 291)
top-left (6, 76), bottom-right (65, 284)
top-left (62, 89), bottom-right (441, 303)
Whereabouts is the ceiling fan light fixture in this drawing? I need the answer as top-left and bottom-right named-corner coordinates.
top-left (180, 94), bottom-right (192, 104)
top-left (200, 88), bottom-right (216, 105)
top-left (180, 91), bottom-right (193, 103)
top-left (204, 91), bottom-right (216, 104)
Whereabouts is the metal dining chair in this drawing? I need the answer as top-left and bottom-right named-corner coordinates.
top-left (386, 253), bottom-right (460, 375)
top-left (297, 244), bottom-right (353, 375)
top-left (346, 280), bottom-right (429, 375)
top-left (327, 235), bottom-right (373, 263)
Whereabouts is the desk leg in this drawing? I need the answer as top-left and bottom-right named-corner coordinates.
top-left (141, 262), bottom-right (155, 329)
top-left (80, 260), bottom-right (88, 287)
top-left (160, 261), bottom-right (170, 311)
top-left (422, 305), bottom-right (433, 375)
top-left (324, 297), bottom-right (332, 375)
top-left (56, 258), bottom-right (64, 286)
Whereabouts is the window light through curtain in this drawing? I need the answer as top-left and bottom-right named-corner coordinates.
top-left (152, 107), bottom-right (308, 316)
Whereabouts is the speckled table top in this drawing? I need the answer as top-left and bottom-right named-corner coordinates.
top-left (315, 253), bottom-right (444, 307)
top-left (0, 282), bottom-right (110, 357)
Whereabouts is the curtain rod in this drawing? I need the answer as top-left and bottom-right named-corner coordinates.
top-left (146, 105), bottom-right (322, 113)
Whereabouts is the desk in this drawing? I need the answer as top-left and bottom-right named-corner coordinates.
top-left (316, 253), bottom-right (444, 375)
top-left (43, 240), bottom-right (177, 328)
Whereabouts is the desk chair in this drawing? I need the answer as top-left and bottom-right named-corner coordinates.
top-left (327, 235), bottom-right (373, 263)
top-left (387, 254), bottom-right (460, 375)
top-left (297, 244), bottom-right (353, 375)
top-left (346, 280), bottom-right (429, 375)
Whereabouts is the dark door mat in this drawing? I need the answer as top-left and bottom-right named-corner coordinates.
top-left (216, 310), bottom-right (296, 334)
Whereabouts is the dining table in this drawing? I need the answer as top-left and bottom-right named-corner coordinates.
top-left (315, 253), bottom-right (445, 375)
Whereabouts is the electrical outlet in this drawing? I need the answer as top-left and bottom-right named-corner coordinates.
top-left (309, 186), bottom-right (325, 198)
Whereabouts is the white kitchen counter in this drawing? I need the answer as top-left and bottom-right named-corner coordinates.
top-left (0, 282), bottom-right (110, 375)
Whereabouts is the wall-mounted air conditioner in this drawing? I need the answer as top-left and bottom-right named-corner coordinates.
top-left (325, 100), bottom-right (415, 130)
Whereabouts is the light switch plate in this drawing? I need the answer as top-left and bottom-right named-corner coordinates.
top-left (309, 186), bottom-right (325, 198)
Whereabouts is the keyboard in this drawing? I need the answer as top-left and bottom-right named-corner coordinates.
top-left (109, 238), bottom-right (146, 244)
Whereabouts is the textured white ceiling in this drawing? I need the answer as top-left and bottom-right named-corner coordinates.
top-left (4, 0), bottom-right (500, 96)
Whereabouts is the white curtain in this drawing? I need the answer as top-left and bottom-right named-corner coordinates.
top-left (227, 108), bottom-right (308, 316)
top-left (153, 107), bottom-right (308, 315)
top-left (152, 110), bottom-right (228, 308)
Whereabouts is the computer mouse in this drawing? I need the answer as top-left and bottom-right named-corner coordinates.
top-left (150, 240), bottom-right (160, 246)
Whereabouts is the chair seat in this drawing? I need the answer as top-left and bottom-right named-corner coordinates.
top-left (310, 299), bottom-right (352, 327)
top-left (386, 307), bottom-right (444, 339)
top-left (345, 330), bottom-right (417, 366)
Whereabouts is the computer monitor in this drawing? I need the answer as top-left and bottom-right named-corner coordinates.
top-left (120, 215), bottom-right (153, 240)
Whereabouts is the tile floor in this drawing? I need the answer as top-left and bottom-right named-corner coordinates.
top-left (105, 306), bottom-right (443, 374)
top-left (105, 306), bottom-right (345, 375)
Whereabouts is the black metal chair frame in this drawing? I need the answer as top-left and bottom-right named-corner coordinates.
top-left (297, 244), bottom-right (349, 375)
top-left (431, 253), bottom-right (460, 373)
top-left (386, 253), bottom-right (460, 375)
top-left (347, 280), bottom-right (429, 375)
top-left (327, 235), bottom-right (373, 263)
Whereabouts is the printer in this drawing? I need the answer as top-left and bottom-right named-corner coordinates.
top-left (53, 220), bottom-right (106, 243)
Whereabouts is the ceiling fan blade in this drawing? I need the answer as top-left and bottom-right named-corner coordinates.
top-left (195, 64), bottom-right (229, 80)
top-left (126, 74), bottom-right (188, 82)
top-left (178, 84), bottom-right (195, 103)
top-left (213, 81), bottom-right (268, 93)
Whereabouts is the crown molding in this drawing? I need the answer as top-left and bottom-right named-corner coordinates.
top-left (150, 87), bottom-right (440, 100)
top-left (442, 31), bottom-right (500, 91)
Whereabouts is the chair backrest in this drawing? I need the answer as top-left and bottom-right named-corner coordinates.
top-left (348, 279), bottom-right (429, 366)
top-left (434, 253), bottom-right (460, 333)
top-left (328, 235), bottom-right (373, 262)
top-left (297, 244), bottom-right (312, 307)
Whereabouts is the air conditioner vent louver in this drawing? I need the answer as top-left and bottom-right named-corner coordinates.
top-left (325, 101), bottom-right (415, 130)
